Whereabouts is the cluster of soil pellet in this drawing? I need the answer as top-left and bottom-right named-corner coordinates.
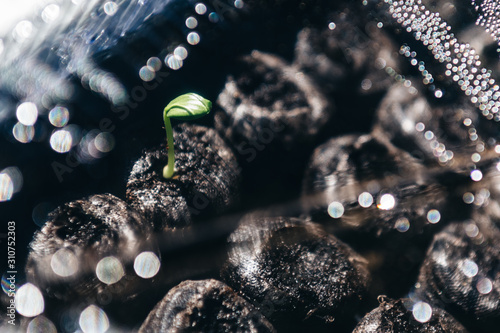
top-left (12, 1), bottom-right (500, 333)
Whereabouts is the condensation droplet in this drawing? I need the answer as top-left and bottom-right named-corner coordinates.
top-left (17, 102), bottom-right (38, 126)
top-left (463, 192), bottom-right (474, 204)
top-left (134, 252), bottom-right (161, 279)
top-left (27, 316), bottom-right (57, 333)
top-left (395, 217), bottom-right (410, 232)
top-left (51, 248), bottom-right (79, 277)
top-left (96, 256), bottom-right (124, 285)
top-left (327, 201), bottom-right (344, 218)
top-left (377, 194), bottom-right (396, 210)
top-left (358, 192), bottom-right (374, 208)
top-left (49, 106), bottom-right (70, 127)
top-left (471, 169), bottom-right (483, 181)
top-left (195, 3), bottom-right (207, 15)
top-left (412, 301), bottom-right (432, 323)
top-left (187, 32), bottom-right (200, 45)
top-left (185, 16), bottom-right (198, 29)
top-left (13, 123), bottom-right (35, 143)
top-left (103, 1), bottom-right (118, 16)
top-left (477, 278), bottom-right (493, 294)
top-left (79, 305), bottom-right (109, 333)
top-left (50, 130), bottom-right (73, 153)
top-left (15, 283), bottom-right (44, 317)
top-left (426, 209), bottom-right (441, 224)
top-left (461, 259), bottom-right (479, 278)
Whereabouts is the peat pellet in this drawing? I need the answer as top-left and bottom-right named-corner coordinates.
top-left (126, 123), bottom-right (241, 231)
top-left (25, 193), bottom-right (155, 301)
top-left (301, 133), bottom-right (445, 233)
top-left (416, 218), bottom-right (500, 332)
top-left (221, 216), bottom-right (370, 332)
top-left (373, 82), bottom-right (500, 165)
top-left (214, 50), bottom-right (331, 196)
top-left (138, 279), bottom-right (276, 333)
top-left (352, 297), bottom-right (469, 333)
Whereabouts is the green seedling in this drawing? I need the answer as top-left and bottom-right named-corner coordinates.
top-left (162, 93), bottom-right (212, 179)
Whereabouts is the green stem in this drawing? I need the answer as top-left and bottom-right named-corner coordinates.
top-left (163, 117), bottom-right (175, 179)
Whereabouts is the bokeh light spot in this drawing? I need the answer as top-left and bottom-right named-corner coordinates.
top-left (27, 316), bottom-right (57, 333)
top-left (0, 173), bottom-right (14, 202)
top-left (134, 252), bottom-right (161, 279)
top-left (79, 305), bottom-right (109, 333)
top-left (395, 217), bottom-right (410, 232)
top-left (96, 256), bottom-right (124, 285)
top-left (377, 194), bottom-right (396, 210)
top-left (195, 3), bottom-right (207, 15)
top-left (463, 192), bottom-right (474, 204)
top-left (327, 201), bottom-right (344, 218)
top-left (51, 248), bottom-right (79, 277)
top-left (165, 54), bottom-right (183, 70)
top-left (41, 4), bottom-right (60, 23)
top-left (412, 301), bottom-right (432, 323)
top-left (16, 102), bottom-right (38, 126)
top-left (461, 259), bottom-right (479, 278)
top-left (103, 1), bottom-right (118, 16)
top-left (471, 169), bottom-right (483, 181)
top-left (358, 192), bottom-right (374, 208)
top-left (48, 106), bottom-right (70, 127)
top-left (94, 132), bottom-right (115, 153)
top-left (187, 32), bottom-right (200, 45)
top-left (13, 122), bottom-right (35, 143)
top-left (477, 278), bottom-right (493, 294)
top-left (50, 129), bottom-right (73, 153)
top-left (426, 209), bottom-right (441, 224)
top-left (139, 66), bottom-right (155, 81)
top-left (16, 283), bottom-right (44, 317)
top-left (185, 16), bottom-right (198, 29)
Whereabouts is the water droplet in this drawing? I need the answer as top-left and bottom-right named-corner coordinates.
top-left (50, 130), bottom-right (73, 153)
top-left (187, 32), bottom-right (200, 45)
top-left (27, 316), bottom-right (57, 333)
top-left (327, 201), bottom-right (344, 218)
top-left (476, 278), bottom-right (493, 294)
top-left (103, 2), bottom-right (118, 16)
top-left (195, 3), bottom-right (207, 15)
top-left (15, 283), bottom-right (44, 317)
top-left (377, 194), bottom-right (396, 210)
top-left (395, 217), bottom-right (410, 232)
top-left (95, 256), bottom-right (124, 285)
top-left (471, 169), bottom-right (483, 181)
top-left (13, 122), bottom-right (35, 143)
top-left (134, 252), bottom-right (161, 279)
top-left (412, 301), bottom-right (432, 323)
top-left (358, 192), bottom-right (374, 208)
top-left (461, 259), bottom-right (479, 277)
top-left (426, 209), bottom-right (441, 224)
top-left (185, 17), bottom-right (198, 29)
top-left (51, 248), bottom-right (79, 277)
top-left (94, 132), bottom-right (115, 153)
top-left (79, 305), bottom-right (109, 333)
top-left (17, 102), bottom-right (38, 126)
